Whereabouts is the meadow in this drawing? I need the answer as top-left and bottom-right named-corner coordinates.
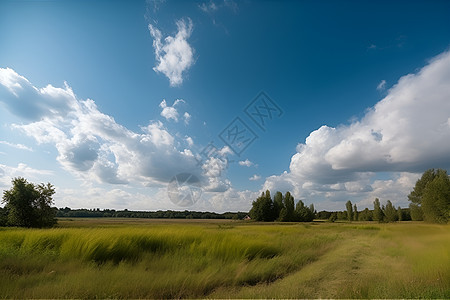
top-left (0, 218), bottom-right (448, 299)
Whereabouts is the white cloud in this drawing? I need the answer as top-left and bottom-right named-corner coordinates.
top-left (206, 188), bottom-right (255, 212)
top-left (377, 79), bottom-right (386, 91)
top-left (159, 99), bottom-right (188, 123)
top-left (159, 99), bottom-right (178, 121)
top-left (262, 172), bottom-right (296, 195)
top-left (238, 159), bottom-right (254, 167)
top-left (202, 156), bottom-right (228, 179)
top-left (218, 145), bottom-right (233, 156)
top-left (183, 112), bottom-right (191, 125)
top-left (249, 174), bottom-right (261, 181)
top-left (0, 68), bottom-right (200, 187)
top-left (198, 145), bottom-right (234, 193)
top-left (0, 140), bottom-right (33, 151)
top-left (148, 19), bottom-right (194, 87)
top-left (0, 68), bottom-right (76, 121)
top-left (55, 186), bottom-right (175, 211)
top-left (0, 163), bottom-right (53, 189)
top-left (263, 51), bottom-right (450, 209)
top-left (185, 136), bottom-right (194, 147)
top-left (0, 68), bottom-right (246, 210)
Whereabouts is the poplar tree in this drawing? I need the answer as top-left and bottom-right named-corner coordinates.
top-left (346, 200), bottom-right (353, 221)
top-left (373, 198), bottom-right (384, 222)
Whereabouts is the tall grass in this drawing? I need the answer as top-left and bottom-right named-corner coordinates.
top-left (0, 222), bottom-right (335, 298)
top-left (210, 222), bottom-right (450, 299)
top-left (0, 220), bottom-right (448, 298)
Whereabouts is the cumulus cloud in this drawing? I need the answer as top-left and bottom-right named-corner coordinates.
top-left (238, 159), bottom-right (254, 167)
top-left (263, 51), bottom-right (450, 209)
top-left (201, 155), bottom-right (231, 192)
top-left (0, 68), bottom-right (200, 187)
top-left (148, 19), bottom-right (194, 87)
top-left (0, 68), bottom-right (76, 121)
top-left (159, 99), bottom-right (186, 122)
top-left (193, 143), bottom-right (234, 193)
top-left (249, 174), bottom-right (261, 181)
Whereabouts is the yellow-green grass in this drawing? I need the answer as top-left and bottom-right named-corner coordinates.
top-left (0, 219), bottom-right (448, 299)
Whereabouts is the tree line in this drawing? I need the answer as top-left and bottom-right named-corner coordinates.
top-left (55, 207), bottom-right (247, 220)
top-left (321, 198), bottom-right (413, 223)
top-left (1, 168), bottom-right (449, 227)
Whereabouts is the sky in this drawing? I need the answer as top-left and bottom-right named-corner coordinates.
top-left (1, 0), bottom-right (450, 212)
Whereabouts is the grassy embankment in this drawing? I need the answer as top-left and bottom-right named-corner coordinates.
top-left (0, 218), bottom-right (448, 298)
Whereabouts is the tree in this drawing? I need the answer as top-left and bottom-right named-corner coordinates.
top-left (310, 203), bottom-right (316, 219)
top-left (408, 168), bottom-right (450, 223)
top-left (249, 190), bottom-right (275, 221)
top-left (273, 191), bottom-right (283, 220)
top-left (250, 190), bottom-right (317, 222)
top-left (328, 212), bottom-right (337, 222)
top-left (346, 200), bottom-right (353, 221)
top-left (353, 204), bottom-right (358, 221)
top-left (384, 200), bottom-right (398, 222)
top-left (0, 206), bottom-right (7, 226)
top-left (35, 182), bottom-right (57, 227)
top-left (397, 206), bottom-right (403, 221)
top-left (295, 200), bottom-right (315, 222)
top-left (421, 169), bottom-right (450, 223)
top-left (317, 210), bottom-right (332, 220)
top-left (2, 177), bottom-right (57, 228)
top-left (359, 208), bottom-right (372, 221)
top-left (410, 203), bottom-right (424, 221)
top-left (373, 198), bottom-right (384, 222)
top-left (337, 211), bottom-right (347, 220)
top-left (280, 191), bottom-right (295, 221)
top-left (408, 169), bottom-right (436, 204)
top-left (408, 169), bottom-right (436, 220)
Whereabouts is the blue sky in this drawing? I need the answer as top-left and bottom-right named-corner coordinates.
top-left (1, 0), bottom-right (450, 212)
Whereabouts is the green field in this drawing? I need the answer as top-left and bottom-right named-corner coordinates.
top-left (0, 219), bottom-right (449, 299)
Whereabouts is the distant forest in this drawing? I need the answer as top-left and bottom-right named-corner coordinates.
top-left (55, 207), bottom-right (249, 220)
top-left (54, 206), bottom-right (410, 221)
